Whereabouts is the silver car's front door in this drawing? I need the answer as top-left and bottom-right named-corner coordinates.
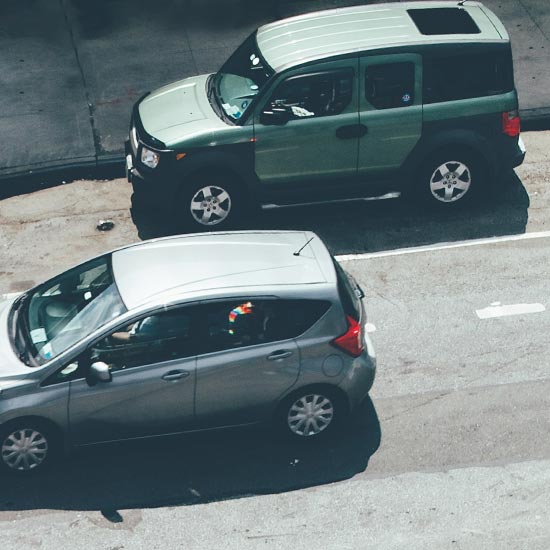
top-left (68, 307), bottom-right (198, 445)
top-left (68, 357), bottom-right (196, 445)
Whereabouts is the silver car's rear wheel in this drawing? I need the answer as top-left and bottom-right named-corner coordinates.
top-left (1, 426), bottom-right (50, 472)
top-left (286, 393), bottom-right (335, 437)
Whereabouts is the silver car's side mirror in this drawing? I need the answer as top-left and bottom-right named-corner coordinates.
top-left (90, 361), bottom-right (112, 383)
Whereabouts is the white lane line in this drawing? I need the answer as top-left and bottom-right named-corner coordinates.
top-left (476, 302), bottom-right (546, 319)
top-left (335, 230), bottom-right (550, 262)
top-left (1, 293), bottom-right (20, 300)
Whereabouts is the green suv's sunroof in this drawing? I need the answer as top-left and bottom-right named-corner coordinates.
top-left (408, 8), bottom-right (481, 35)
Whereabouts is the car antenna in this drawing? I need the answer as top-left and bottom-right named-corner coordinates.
top-left (293, 236), bottom-right (315, 256)
top-left (457, 0), bottom-right (467, 5)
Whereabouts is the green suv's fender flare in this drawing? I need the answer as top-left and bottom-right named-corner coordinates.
top-left (170, 146), bottom-right (260, 205)
top-left (401, 128), bottom-right (497, 185)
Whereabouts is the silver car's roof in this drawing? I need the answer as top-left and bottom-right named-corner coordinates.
top-left (111, 231), bottom-right (336, 309)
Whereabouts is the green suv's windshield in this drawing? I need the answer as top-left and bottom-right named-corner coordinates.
top-left (213, 32), bottom-right (274, 122)
top-left (12, 255), bottom-right (127, 367)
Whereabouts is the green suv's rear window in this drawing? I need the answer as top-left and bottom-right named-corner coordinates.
top-left (408, 8), bottom-right (480, 35)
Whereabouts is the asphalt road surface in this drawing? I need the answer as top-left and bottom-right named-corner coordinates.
top-left (0, 130), bottom-right (549, 549)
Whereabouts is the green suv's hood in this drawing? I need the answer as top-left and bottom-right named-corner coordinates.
top-left (138, 74), bottom-right (225, 147)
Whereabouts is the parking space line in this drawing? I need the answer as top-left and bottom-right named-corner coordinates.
top-left (335, 230), bottom-right (550, 262)
top-left (476, 302), bottom-right (546, 319)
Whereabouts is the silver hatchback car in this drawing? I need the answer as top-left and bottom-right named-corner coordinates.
top-left (0, 231), bottom-right (375, 473)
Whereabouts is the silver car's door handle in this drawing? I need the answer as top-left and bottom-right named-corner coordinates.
top-left (267, 350), bottom-right (293, 361)
top-left (162, 370), bottom-right (190, 381)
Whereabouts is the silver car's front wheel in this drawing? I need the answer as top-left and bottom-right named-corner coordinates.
top-left (1, 426), bottom-right (50, 472)
top-left (286, 393), bottom-right (335, 437)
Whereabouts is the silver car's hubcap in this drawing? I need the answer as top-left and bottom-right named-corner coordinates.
top-left (2, 428), bottom-right (48, 471)
top-left (429, 160), bottom-right (471, 203)
top-left (287, 394), bottom-right (334, 437)
top-left (190, 185), bottom-right (231, 226)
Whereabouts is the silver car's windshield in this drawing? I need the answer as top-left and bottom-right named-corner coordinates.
top-left (214, 32), bottom-right (274, 122)
top-left (14, 255), bottom-right (126, 366)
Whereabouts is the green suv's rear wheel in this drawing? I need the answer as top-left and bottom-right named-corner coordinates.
top-left (179, 174), bottom-right (243, 231)
top-left (417, 150), bottom-right (487, 208)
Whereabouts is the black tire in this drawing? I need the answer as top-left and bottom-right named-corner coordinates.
top-left (0, 419), bottom-right (59, 475)
top-left (177, 172), bottom-right (244, 232)
top-left (276, 386), bottom-right (346, 442)
top-left (414, 149), bottom-right (488, 209)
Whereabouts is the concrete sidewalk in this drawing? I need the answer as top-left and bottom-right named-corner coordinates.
top-left (1, 0), bottom-right (549, 181)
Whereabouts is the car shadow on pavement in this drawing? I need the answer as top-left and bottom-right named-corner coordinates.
top-left (0, 397), bottom-right (380, 516)
top-left (130, 170), bottom-right (530, 256)
top-left (0, 164), bottom-right (125, 201)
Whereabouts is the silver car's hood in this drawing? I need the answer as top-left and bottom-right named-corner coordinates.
top-left (0, 294), bottom-right (33, 378)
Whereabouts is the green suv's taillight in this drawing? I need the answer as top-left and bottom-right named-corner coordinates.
top-left (502, 110), bottom-right (520, 137)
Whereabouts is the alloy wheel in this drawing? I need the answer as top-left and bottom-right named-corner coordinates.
top-left (190, 185), bottom-right (232, 226)
top-left (429, 160), bottom-right (472, 203)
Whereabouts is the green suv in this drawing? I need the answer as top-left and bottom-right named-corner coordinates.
top-left (125, 0), bottom-right (525, 230)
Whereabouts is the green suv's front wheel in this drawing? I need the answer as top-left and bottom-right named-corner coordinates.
top-left (416, 150), bottom-right (487, 208)
top-left (179, 175), bottom-right (243, 231)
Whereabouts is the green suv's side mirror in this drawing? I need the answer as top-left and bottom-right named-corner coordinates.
top-left (260, 107), bottom-right (291, 126)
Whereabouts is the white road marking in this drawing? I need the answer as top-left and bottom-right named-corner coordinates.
top-left (365, 322), bottom-right (376, 333)
top-left (476, 303), bottom-right (546, 319)
top-left (1, 292), bottom-right (20, 300)
top-left (335, 230), bottom-right (550, 262)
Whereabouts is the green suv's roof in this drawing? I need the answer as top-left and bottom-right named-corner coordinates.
top-left (257, 1), bottom-right (507, 72)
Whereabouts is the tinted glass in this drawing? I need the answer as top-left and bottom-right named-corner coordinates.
top-left (408, 8), bottom-right (480, 35)
top-left (268, 69), bottom-right (353, 119)
top-left (90, 308), bottom-right (197, 372)
top-left (365, 62), bottom-right (415, 110)
top-left (332, 260), bottom-right (361, 320)
top-left (215, 32), bottom-right (274, 121)
top-left (203, 299), bottom-right (330, 353)
top-left (423, 52), bottom-right (514, 104)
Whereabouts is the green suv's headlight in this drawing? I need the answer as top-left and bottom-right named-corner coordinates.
top-left (141, 146), bottom-right (160, 169)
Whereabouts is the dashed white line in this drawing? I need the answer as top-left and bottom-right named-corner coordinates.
top-left (335, 230), bottom-right (550, 262)
top-left (476, 302), bottom-right (546, 320)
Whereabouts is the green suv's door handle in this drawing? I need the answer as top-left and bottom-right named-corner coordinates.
top-left (336, 124), bottom-right (367, 139)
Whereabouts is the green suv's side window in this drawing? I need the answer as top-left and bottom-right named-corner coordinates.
top-left (266, 69), bottom-right (353, 120)
top-left (365, 62), bottom-right (416, 110)
top-left (423, 52), bottom-right (514, 104)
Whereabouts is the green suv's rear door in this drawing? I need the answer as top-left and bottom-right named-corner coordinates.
top-left (253, 59), bottom-right (359, 187)
top-left (358, 54), bottom-right (422, 182)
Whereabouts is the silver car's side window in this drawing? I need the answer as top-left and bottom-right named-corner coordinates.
top-left (89, 308), bottom-right (197, 372)
top-left (203, 299), bottom-right (331, 354)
